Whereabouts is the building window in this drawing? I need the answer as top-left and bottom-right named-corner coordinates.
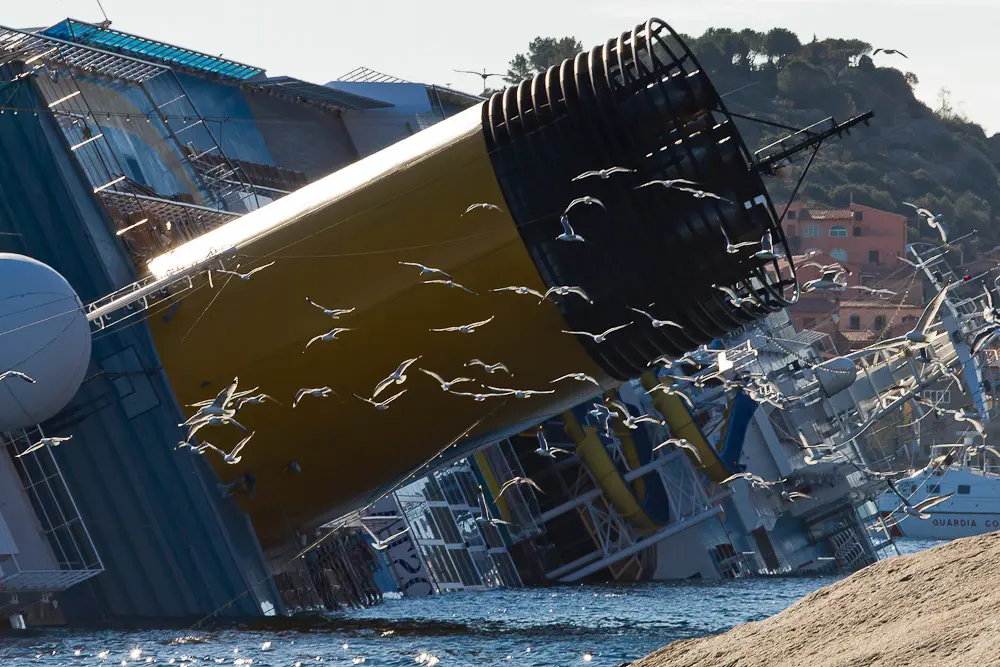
top-left (787, 210), bottom-right (797, 220)
top-left (829, 248), bottom-right (848, 262)
top-left (849, 315), bottom-right (861, 330)
top-left (829, 225), bottom-right (848, 237)
top-left (855, 211), bottom-right (864, 221)
top-left (861, 274), bottom-right (876, 287)
top-left (853, 226), bottom-right (862, 237)
top-left (873, 315), bottom-right (886, 330)
top-left (802, 317), bottom-right (817, 328)
top-left (869, 249), bottom-right (880, 264)
top-left (803, 224), bottom-right (822, 238)
top-left (958, 485), bottom-right (971, 495)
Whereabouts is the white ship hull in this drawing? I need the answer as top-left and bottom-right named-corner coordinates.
top-left (877, 465), bottom-right (1000, 541)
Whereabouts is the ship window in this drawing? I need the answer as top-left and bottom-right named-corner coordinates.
top-left (958, 485), bottom-right (971, 495)
top-left (928, 484), bottom-right (940, 494)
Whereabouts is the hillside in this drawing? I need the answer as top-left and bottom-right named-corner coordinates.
top-left (682, 28), bottom-right (1000, 250)
top-left (635, 532), bottom-right (1000, 667)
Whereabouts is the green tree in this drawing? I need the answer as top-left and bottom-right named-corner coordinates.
top-left (762, 28), bottom-right (800, 65)
top-left (504, 36), bottom-right (584, 83)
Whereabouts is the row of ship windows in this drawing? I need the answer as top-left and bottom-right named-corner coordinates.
top-left (898, 483), bottom-right (970, 495)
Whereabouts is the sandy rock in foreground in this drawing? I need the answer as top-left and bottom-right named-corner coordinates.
top-left (635, 532), bottom-right (1000, 667)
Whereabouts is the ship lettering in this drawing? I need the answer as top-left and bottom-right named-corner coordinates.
top-left (931, 518), bottom-right (977, 527)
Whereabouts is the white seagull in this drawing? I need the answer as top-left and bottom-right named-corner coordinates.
top-left (753, 230), bottom-right (782, 261)
top-left (540, 285), bottom-right (592, 305)
top-left (719, 227), bottom-right (758, 254)
top-left (562, 322), bottom-right (632, 343)
top-left (185, 416), bottom-right (247, 440)
top-left (550, 372), bottom-right (600, 387)
top-left (646, 383), bottom-right (695, 408)
top-left (868, 281), bottom-right (955, 348)
top-left (675, 186), bottom-right (732, 203)
top-left (305, 327), bottom-right (353, 350)
top-left (903, 202), bottom-right (948, 243)
top-left (233, 393), bottom-right (281, 412)
top-left (372, 357), bottom-right (421, 398)
top-left (16, 435), bottom-right (73, 458)
top-left (193, 431), bottom-right (255, 465)
top-left (954, 408), bottom-right (986, 439)
top-left (463, 203), bottom-right (503, 215)
top-left (0, 370), bottom-right (35, 383)
top-left (419, 369), bottom-right (474, 391)
top-left (465, 359), bottom-right (511, 375)
top-left (629, 307), bottom-right (684, 330)
top-left (652, 437), bottom-right (702, 464)
top-left (449, 391), bottom-right (509, 402)
top-left (714, 284), bottom-right (757, 308)
top-left (293, 386), bottom-right (335, 408)
top-left (305, 298), bottom-right (356, 319)
top-left (496, 476), bottom-right (544, 500)
top-left (359, 523), bottom-right (411, 551)
top-left (535, 425), bottom-right (571, 458)
top-left (557, 214), bottom-right (586, 243)
top-left (476, 486), bottom-right (513, 527)
top-left (848, 285), bottom-right (896, 297)
top-left (491, 285), bottom-right (545, 299)
top-left (354, 388), bottom-right (407, 410)
top-left (802, 268), bottom-right (848, 292)
top-left (572, 167), bottom-right (635, 181)
top-left (398, 261), bottom-right (451, 278)
top-left (563, 196), bottom-right (606, 215)
top-left (423, 279), bottom-right (476, 294)
top-left (430, 317), bottom-right (494, 333)
top-left (217, 261), bottom-right (276, 281)
top-left (635, 178), bottom-right (699, 191)
top-left (485, 385), bottom-right (555, 399)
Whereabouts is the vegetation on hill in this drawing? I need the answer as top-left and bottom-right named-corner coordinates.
top-left (497, 30), bottom-right (1000, 250)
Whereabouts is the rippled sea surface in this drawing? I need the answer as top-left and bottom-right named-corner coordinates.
top-left (1, 540), bottom-right (941, 667)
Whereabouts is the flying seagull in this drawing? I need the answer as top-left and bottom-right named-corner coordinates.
top-left (449, 391), bottom-right (509, 401)
top-left (185, 415), bottom-right (247, 440)
top-left (563, 196), bottom-right (606, 215)
top-left (186, 376), bottom-right (240, 422)
top-left (629, 307), bottom-right (684, 330)
top-left (550, 372), bottom-right (600, 387)
top-left (714, 284), bottom-right (757, 308)
top-left (848, 285), bottom-right (897, 298)
top-left (540, 285), bottom-right (592, 305)
top-left (0, 370), bottom-right (35, 383)
top-left (430, 316), bottom-right (495, 333)
top-left (753, 230), bottom-right (782, 261)
top-left (675, 186), bottom-right (732, 203)
top-left (305, 327), bottom-right (353, 350)
top-left (423, 279), bottom-right (476, 294)
top-left (354, 388), bottom-right (407, 410)
top-left (193, 431), bottom-right (255, 465)
top-left (496, 476), bottom-right (544, 500)
top-left (292, 386), bottom-right (335, 408)
top-left (476, 485), bottom-right (513, 527)
top-left (398, 261), bottom-right (451, 278)
top-left (466, 359), bottom-right (511, 375)
top-left (867, 281), bottom-right (955, 348)
top-left (535, 425), bottom-right (571, 458)
top-left (372, 357), bottom-right (421, 398)
top-left (720, 227), bottom-right (758, 254)
top-left (635, 178), bottom-right (699, 191)
top-left (652, 437), bottom-right (702, 464)
top-left (557, 214), bottom-right (586, 243)
top-left (485, 385), bottom-right (555, 399)
top-left (359, 522), bottom-right (411, 551)
top-left (572, 167), bottom-right (634, 181)
top-left (217, 261), bottom-right (276, 281)
top-left (646, 383), bottom-right (695, 408)
top-left (420, 368), bottom-right (475, 391)
top-left (305, 298), bottom-right (355, 319)
top-left (903, 202), bottom-right (948, 243)
top-left (16, 435), bottom-right (73, 458)
top-left (802, 267), bottom-right (849, 292)
top-left (233, 393), bottom-right (281, 412)
top-left (491, 285), bottom-right (545, 299)
top-left (562, 322), bottom-right (632, 343)
top-left (463, 203), bottom-right (503, 215)
top-left (873, 48), bottom-right (907, 58)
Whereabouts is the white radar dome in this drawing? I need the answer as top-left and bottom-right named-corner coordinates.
top-left (0, 254), bottom-right (91, 431)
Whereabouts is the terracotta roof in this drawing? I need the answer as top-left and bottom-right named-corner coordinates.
top-left (799, 209), bottom-right (855, 220)
top-left (841, 330), bottom-right (877, 342)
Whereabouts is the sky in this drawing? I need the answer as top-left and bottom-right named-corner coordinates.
top-left (6, 0), bottom-right (999, 133)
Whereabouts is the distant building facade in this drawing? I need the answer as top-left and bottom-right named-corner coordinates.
top-left (782, 203), bottom-right (924, 351)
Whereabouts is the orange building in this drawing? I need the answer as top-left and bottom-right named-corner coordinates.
top-left (781, 203), bottom-right (925, 351)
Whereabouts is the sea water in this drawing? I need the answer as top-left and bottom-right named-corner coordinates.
top-left (0, 540), bottom-right (940, 666)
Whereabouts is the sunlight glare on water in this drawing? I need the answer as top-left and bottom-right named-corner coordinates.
top-left (0, 540), bottom-right (941, 666)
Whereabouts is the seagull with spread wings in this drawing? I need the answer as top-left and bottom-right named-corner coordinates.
top-left (419, 369), bottom-right (474, 391)
top-left (305, 298), bottom-right (355, 319)
top-left (372, 357), bottom-right (421, 398)
top-left (431, 317), bottom-right (495, 333)
top-left (398, 261), bottom-right (451, 278)
top-left (16, 435), bottom-right (73, 458)
top-left (562, 322), bottom-right (632, 344)
top-left (573, 167), bottom-right (634, 181)
top-left (217, 261), bottom-right (275, 281)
